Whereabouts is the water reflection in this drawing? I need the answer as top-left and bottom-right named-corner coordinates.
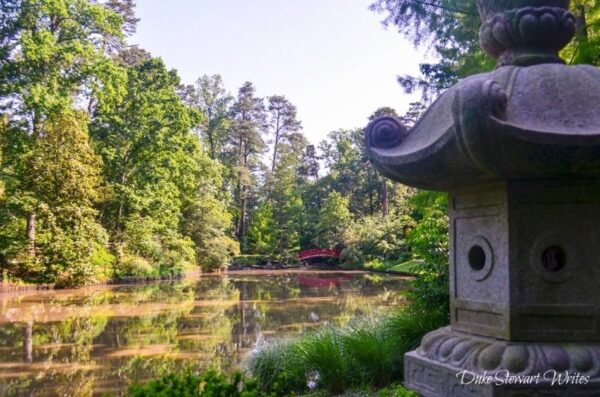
top-left (0, 270), bottom-right (409, 396)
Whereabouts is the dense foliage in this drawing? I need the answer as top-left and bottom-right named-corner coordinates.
top-left (123, 370), bottom-right (283, 397)
top-left (0, 0), bottom-right (447, 287)
top-left (369, 0), bottom-right (600, 98)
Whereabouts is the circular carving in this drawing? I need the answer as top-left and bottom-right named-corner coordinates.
top-left (541, 245), bottom-right (566, 272)
top-left (365, 116), bottom-right (408, 149)
top-left (479, 6), bottom-right (575, 66)
top-left (416, 327), bottom-right (600, 380)
top-left (529, 232), bottom-right (575, 283)
top-left (466, 236), bottom-right (494, 281)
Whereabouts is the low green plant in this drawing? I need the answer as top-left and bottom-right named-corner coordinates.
top-left (295, 327), bottom-right (348, 395)
top-left (246, 340), bottom-right (305, 394)
top-left (122, 369), bottom-right (288, 397)
top-left (341, 319), bottom-right (393, 388)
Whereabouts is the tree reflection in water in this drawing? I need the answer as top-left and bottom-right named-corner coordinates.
top-left (0, 271), bottom-right (409, 396)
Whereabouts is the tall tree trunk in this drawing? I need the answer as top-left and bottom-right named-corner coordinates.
top-left (382, 180), bottom-right (389, 218)
top-left (271, 114), bottom-right (281, 172)
top-left (208, 133), bottom-right (216, 160)
top-left (26, 212), bottom-right (36, 257)
top-left (236, 140), bottom-right (248, 248)
top-left (576, 4), bottom-right (588, 41)
top-left (238, 193), bottom-right (247, 248)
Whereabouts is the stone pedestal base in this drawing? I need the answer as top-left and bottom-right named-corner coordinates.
top-left (404, 327), bottom-right (600, 397)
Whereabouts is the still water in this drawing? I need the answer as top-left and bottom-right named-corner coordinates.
top-left (0, 270), bottom-right (409, 396)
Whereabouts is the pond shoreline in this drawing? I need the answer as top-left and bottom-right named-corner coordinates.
top-left (0, 267), bottom-right (414, 296)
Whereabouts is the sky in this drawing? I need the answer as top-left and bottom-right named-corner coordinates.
top-left (131, 0), bottom-right (426, 144)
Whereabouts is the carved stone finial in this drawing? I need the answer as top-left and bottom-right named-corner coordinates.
top-left (365, 116), bottom-right (407, 149)
top-left (477, 0), bottom-right (576, 66)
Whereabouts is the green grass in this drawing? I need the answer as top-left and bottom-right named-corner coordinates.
top-left (388, 259), bottom-right (423, 274)
top-left (247, 309), bottom-right (440, 396)
top-left (358, 258), bottom-right (422, 275)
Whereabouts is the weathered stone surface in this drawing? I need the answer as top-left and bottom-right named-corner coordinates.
top-left (405, 348), bottom-right (600, 397)
top-left (450, 179), bottom-right (600, 342)
top-left (364, 1), bottom-right (600, 396)
top-left (477, 0), bottom-right (575, 66)
top-left (365, 64), bottom-right (600, 191)
top-left (413, 327), bottom-right (600, 378)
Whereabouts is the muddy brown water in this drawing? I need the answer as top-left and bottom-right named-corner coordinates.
top-left (0, 270), bottom-right (410, 396)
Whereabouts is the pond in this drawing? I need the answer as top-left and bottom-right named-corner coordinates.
top-left (0, 270), bottom-right (410, 396)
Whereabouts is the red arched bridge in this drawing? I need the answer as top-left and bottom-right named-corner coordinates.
top-left (298, 248), bottom-right (341, 261)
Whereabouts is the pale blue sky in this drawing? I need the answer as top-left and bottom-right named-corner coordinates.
top-left (131, 0), bottom-right (425, 144)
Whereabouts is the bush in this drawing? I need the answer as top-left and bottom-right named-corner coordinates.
top-left (115, 255), bottom-right (158, 279)
top-left (123, 369), bottom-right (287, 397)
top-left (342, 214), bottom-right (415, 266)
top-left (231, 255), bottom-right (267, 267)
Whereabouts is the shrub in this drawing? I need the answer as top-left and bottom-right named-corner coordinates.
top-left (123, 369), bottom-right (287, 397)
top-left (115, 255), bottom-right (158, 279)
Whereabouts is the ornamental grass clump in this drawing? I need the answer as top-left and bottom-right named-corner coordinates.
top-left (246, 339), bottom-right (305, 394)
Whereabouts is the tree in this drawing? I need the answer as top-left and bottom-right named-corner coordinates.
top-left (0, 0), bottom-right (127, 285)
top-left (319, 129), bottom-right (382, 216)
top-left (269, 132), bottom-right (307, 253)
top-left (369, 0), bottom-right (487, 98)
top-left (564, 1), bottom-right (600, 65)
top-left (91, 53), bottom-right (201, 276)
top-left (370, 1), bottom-right (600, 98)
top-left (181, 157), bottom-right (240, 271)
top-left (297, 144), bottom-right (320, 182)
top-left (180, 74), bottom-right (233, 160)
top-left (0, 0), bottom-right (126, 128)
top-left (399, 102), bottom-right (426, 127)
top-left (265, 95), bottom-right (302, 172)
top-left (316, 191), bottom-right (352, 248)
top-left (0, 112), bottom-right (112, 286)
top-left (246, 203), bottom-right (277, 255)
top-left (229, 82), bottom-right (266, 248)
top-left (368, 106), bottom-right (399, 121)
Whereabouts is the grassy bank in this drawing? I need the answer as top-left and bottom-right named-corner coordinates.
top-left (246, 310), bottom-right (437, 395)
top-left (339, 258), bottom-right (422, 276)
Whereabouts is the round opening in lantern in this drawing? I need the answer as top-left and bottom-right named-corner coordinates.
top-left (468, 245), bottom-right (486, 271)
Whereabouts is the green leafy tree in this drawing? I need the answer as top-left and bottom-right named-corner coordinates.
top-left (181, 154), bottom-right (239, 272)
top-left (1, 112), bottom-right (112, 286)
top-left (247, 202), bottom-right (278, 255)
top-left (0, 0), bottom-right (127, 127)
top-left (180, 74), bottom-right (233, 160)
top-left (0, 0), bottom-right (126, 285)
top-left (229, 82), bottom-right (266, 248)
top-left (265, 95), bottom-right (302, 172)
top-left (91, 52), bottom-right (201, 276)
top-left (269, 132), bottom-right (307, 253)
top-left (316, 191), bottom-right (352, 248)
top-left (370, 1), bottom-right (600, 98)
top-left (369, 0), bottom-right (486, 98)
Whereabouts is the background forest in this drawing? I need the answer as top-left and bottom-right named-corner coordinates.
top-left (1, 0), bottom-right (599, 289)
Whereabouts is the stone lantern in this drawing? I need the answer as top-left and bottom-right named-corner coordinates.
top-left (365, 0), bottom-right (600, 395)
